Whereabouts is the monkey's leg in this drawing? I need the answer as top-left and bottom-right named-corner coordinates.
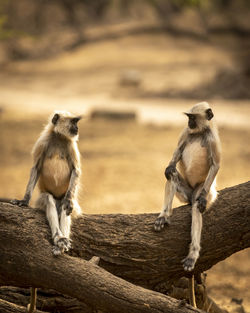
top-left (182, 200), bottom-right (202, 272)
top-left (26, 287), bottom-right (37, 313)
top-left (59, 209), bottom-right (72, 252)
top-left (154, 172), bottom-right (192, 232)
top-left (154, 180), bottom-right (176, 231)
top-left (37, 193), bottom-right (66, 255)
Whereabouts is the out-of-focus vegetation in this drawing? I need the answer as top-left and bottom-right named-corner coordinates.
top-left (1, 0), bottom-right (250, 40)
top-left (0, 0), bottom-right (249, 98)
top-left (0, 0), bottom-right (11, 39)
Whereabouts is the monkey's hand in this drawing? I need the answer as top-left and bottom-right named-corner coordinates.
top-left (196, 194), bottom-right (207, 213)
top-left (62, 198), bottom-right (74, 216)
top-left (154, 215), bottom-right (170, 232)
top-left (165, 164), bottom-right (177, 180)
top-left (11, 199), bottom-right (29, 207)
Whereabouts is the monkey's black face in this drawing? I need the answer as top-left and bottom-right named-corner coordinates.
top-left (69, 117), bottom-right (81, 135)
top-left (186, 114), bottom-right (197, 129)
top-left (70, 124), bottom-right (78, 135)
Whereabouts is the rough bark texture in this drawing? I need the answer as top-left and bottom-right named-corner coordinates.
top-left (0, 298), bottom-right (47, 313)
top-left (0, 208), bottom-right (205, 313)
top-left (72, 181), bottom-right (249, 288)
top-left (0, 282), bottom-right (227, 313)
top-left (0, 182), bottom-right (249, 312)
top-left (0, 287), bottom-right (90, 313)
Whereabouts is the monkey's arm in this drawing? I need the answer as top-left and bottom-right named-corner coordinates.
top-left (202, 164), bottom-right (219, 195)
top-left (62, 168), bottom-right (80, 215)
top-left (12, 146), bottom-right (45, 207)
top-left (12, 163), bottom-right (41, 207)
top-left (197, 139), bottom-right (220, 212)
top-left (171, 130), bottom-right (188, 164)
top-left (66, 168), bottom-right (79, 200)
top-left (165, 132), bottom-right (187, 179)
top-left (204, 138), bottom-right (220, 194)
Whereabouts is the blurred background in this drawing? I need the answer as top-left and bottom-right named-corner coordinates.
top-left (0, 0), bottom-right (249, 312)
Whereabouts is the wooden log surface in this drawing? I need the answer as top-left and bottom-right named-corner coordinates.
top-left (71, 181), bottom-right (250, 287)
top-left (0, 207), bottom-right (205, 313)
top-left (0, 298), bottom-right (47, 313)
top-left (0, 287), bottom-right (90, 313)
top-left (0, 182), bottom-right (249, 312)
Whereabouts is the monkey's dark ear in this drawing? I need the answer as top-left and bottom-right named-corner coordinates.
top-left (206, 108), bottom-right (214, 120)
top-left (52, 113), bottom-right (60, 125)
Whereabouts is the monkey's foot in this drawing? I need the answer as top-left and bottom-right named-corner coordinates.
top-left (154, 216), bottom-right (170, 232)
top-left (52, 245), bottom-right (62, 256)
top-left (182, 256), bottom-right (196, 272)
top-left (57, 237), bottom-right (71, 252)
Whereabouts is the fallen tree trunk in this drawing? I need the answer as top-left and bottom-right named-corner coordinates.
top-left (0, 284), bottom-right (228, 313)
top-left (0, 182), bottom-right (249, 312)
top-left (0, 213), bottom-right (203, 313)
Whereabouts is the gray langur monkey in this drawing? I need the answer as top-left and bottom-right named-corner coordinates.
top-left (154, 102), bottom-right (221, 273)
top-left (12, 111), bottom-right (82, 256)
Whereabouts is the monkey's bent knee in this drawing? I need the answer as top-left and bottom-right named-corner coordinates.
top-left (196, 196), bottom-right (207, 213)
top-left (165, 165), bottom-right (177, 180)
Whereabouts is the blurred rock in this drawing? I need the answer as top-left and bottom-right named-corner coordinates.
top-left (119, 69), bottom-right (142, 87)
top-left (202, 68), bottom-right (250, 99)
top-left (90, 109), bottom-right (136, 120)
top-left (149, 67), bottom-right (250, 100)
top-left (230, 298), bottom-right (246, 313)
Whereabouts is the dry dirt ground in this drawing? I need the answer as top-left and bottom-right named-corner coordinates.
top-left (0, 30), bottom-right (249, 312)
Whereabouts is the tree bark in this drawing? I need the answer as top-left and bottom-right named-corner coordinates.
top-left (0, 298), bottom-right (47, 313)
top-left (0, 182), bottom-right (249, 312)
top-left (72, 181), bottom-right (250, 288)
top-left (0, 287), bottom-right (91, 313)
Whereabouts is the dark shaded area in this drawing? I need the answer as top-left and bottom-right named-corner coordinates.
top-left (145, 67), bottom-right (250, 100)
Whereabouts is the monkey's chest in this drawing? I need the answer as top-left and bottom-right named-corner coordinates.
top-left (39, 155), bottom-right (71, 198)
top-left (180, 141), bottom-right (209, 187)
